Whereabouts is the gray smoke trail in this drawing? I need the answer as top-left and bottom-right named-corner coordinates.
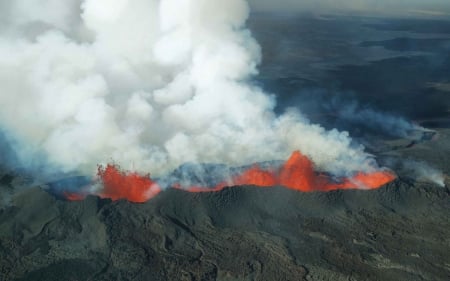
top-left (402, 160), bottom-right (445, 187)
top-left (0, 0), bottom-right (379, 181)
top-left (334, 101), bottom-right (429, 139)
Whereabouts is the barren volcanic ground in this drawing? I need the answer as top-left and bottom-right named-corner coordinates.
top-left (0, 129), bottom-right (449, 281)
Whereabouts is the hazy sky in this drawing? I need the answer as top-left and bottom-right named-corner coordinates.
top-left (249, 0), bottom-right (450, 17)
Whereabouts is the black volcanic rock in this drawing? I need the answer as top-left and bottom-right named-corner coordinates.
top-left (0, 179), bottom-right (449, 281)
top-left (1, 129), bottom-right (449, 280)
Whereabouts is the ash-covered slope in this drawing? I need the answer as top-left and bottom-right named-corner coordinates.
top-left (0, 179), bottom-right (449, 281)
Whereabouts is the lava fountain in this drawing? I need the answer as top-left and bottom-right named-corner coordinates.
top-left (65, 151), bottom-right (396, 203)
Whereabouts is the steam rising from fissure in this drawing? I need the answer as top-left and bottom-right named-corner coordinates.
top-left (1, 0), bottom-right (383, 184)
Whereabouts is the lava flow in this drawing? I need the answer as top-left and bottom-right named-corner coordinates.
top-left (65, 164), bottom-right (162, 203)
top-left (96, 164), bottom-right (162, 202)
top-left (187, 151), bottom-right (396, 193)
top-left (65, 151), bottom-right (396, 203)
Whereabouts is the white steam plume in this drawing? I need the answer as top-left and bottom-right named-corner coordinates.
top-left (0, 0), bottom-right (379, 179)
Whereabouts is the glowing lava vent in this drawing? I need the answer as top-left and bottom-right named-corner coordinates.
top-left (65, 151), bottom-right (395, 203)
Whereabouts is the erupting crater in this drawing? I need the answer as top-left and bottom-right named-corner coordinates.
top-left (65, 151), bottom-right (396, 203)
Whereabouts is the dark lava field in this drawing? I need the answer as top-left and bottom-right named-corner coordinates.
top-left (0, 127), bottom-right (449, 281)
top-left (1, 14), bottom-right (450, 281)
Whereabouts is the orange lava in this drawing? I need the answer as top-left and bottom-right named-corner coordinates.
top-left (96, 164), bottom-right (161, 202)
top-left (64, 151), bottom-right (396, 203)
top-left (233, 166), bottom-right (278, 187)
top-left (63, 191), bottom-right (88, 201)
top-left (332, 171), bottom-right (397, 191)
top-left (184, 151), bottom-right (396, 193)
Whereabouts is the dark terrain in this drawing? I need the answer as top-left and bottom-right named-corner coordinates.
top-left (1, 14), bottom-right (450, 281)
top-left (0, 127), bottom-right (449, 281)
top-left (250, 14), bottom-right (450, 124)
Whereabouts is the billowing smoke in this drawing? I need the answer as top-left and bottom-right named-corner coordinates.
top-left (0, 0), bottom-right (380, 182)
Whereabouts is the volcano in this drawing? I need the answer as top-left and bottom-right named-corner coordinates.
top-left (1, 3), bottom-right (450, 281)
top-left (1, 128), bottom-right (449, 280)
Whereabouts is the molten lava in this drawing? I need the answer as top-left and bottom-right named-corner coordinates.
top-left (97, 164), bottom-right (162, 202)
top-left (64, 164), bottom-right (161, 202)
top-left (185, 151), bottom-right (396, 193)
top-left (63, 191), bottom-right (88, 201)
top-left (65, 151), bottom-right (396, 203)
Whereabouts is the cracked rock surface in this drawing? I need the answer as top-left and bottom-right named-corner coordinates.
top-left (0, 176), bottom-right (449, 280)
top-left (1, 129), bottom-right (450, 281)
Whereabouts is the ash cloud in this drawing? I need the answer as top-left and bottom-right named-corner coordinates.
top-left (0, 0), bottom-right (382, 181)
